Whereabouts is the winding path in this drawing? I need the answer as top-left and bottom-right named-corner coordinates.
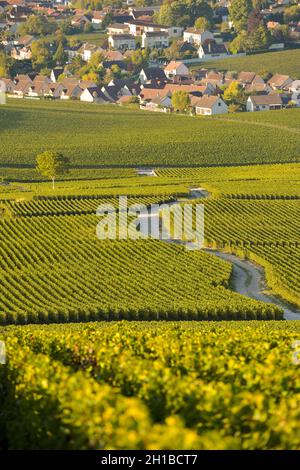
top-left (137, 182), bottom-right (300, 320)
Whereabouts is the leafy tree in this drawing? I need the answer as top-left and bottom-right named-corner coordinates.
top-left (228, 103), bottom-right (242, 113)
top-left (18, 15), bottom-right (56, 36)
top-left (220, 21), bottom-right (230, 33)
top-left (36, 151), bottom-right (70, 189)
top-left (258, 70), bottom-right (272, 81)
top-left (156, 0), bottom-right (213, 28)
top-left (229, 31), bottom-right (248, 53)
top-left (0, 50), bottom-right (9, 77)
top-left (272, 24), bottom-right (290, 43)
top-left (53, 42), bottom-right (67, 65)
top-left (165, 40), bottom-right (182, 60)
top-left (229, 0), bottom-right (253, 32)
top-left (283, 5), bottom-right (300, 23)
top-left (223, 81), bottom-right (245, 106)
top-left (130, 48), bottom-right (150, 71)
top-left (194, 16), bottom-right (211, 30)
top-left (171, 90), bottom-right (191, 112)
top-left (31, 39), bottom-right (53, 70)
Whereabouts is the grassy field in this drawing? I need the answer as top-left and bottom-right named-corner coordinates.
top-left (1, 321), bottom-right (300, 449)
top-left (1, 100), bottom-right (300, 169)
top-left (197, 49), bottom-right (300, 78)
top-left (66, 31), bottom-right (107, 47)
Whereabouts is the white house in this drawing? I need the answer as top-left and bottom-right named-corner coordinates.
top-left (107, 23), bottom-right (130, 35)
top-left (108, 34), bottom-right (135, 50)
top-left (183, 28), bottom-right (214, 46)
top-left (246, 94), bottom-right (283, 112)
top-left (142, 31), bottom-right (169, 49)
top-left (164, 61), bottom-right (189, 79)
top-left (198, 40), bottom-right (228, 60)
top-left (80, 87), bottom-right (110, 103)
top-left (91, 11), bottom-right (104, 29)
top-left (195, 96), bottom-right (228, 115)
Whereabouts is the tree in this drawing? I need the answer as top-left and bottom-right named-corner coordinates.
top-left (31, 39), bottom-right (53, 70)
top-left (229, 0), bottom-right (253, 32)
top-left (171, 90), bottom-right (191, 112)
top-left (0, 50), bottom-right (9, 77)
top-left (36, 151), bottom-right (70, 189)
top-left (194, 16), bottom-right (211, 30)
top-left (223, 81), bottom-right (245, 106)
top-left (18, 15), bottom-right (56, 36)
top-left (155, 0), bottom-right (213, 28)
top-left (53, 42), bottom-right (67, 65)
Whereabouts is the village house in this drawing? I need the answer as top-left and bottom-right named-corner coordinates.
top-left (108, 33), bottom-right (135, 50)
top-left (267, 74), bottom-right (293, 90)
top-left (61, 83), bottom-right (83, 100)
top-left (11, 45), bottom-right (32, 60)
top-left (44, 82), bottom-right (64, 99)
top-left (198, 40), bottom-right (228, 60)
top-left (80, 86), bottom-right (111, 103)
top-left (164, 61), bottom-right (189, 79)
top-left (16, 34), bottom-right (35, 47)
top-left (79, 43), bottom-right (102, 62)
top-left (50, 68), bottom-right (64, 83)
top-left (107, 23), bottom-right (130, 35)
top-left (246, 94), bottom-right (283, 112)
top-left (71, 13), bottom-right (91, 29)
top-left (237, 71), bottom-right (265, 86)
top-left (195, 95), bottom-right (228, 115)
top-left (91, 11), bottom-right (104, 29)
top-left (139, 67), bottom-right (167, 85)
top-left (125, 20), bottom-right (181, 38)
top-left (183, 28), bottom-right (214, 46)
top-left (143, 94), bottom-right (172, 112)
top-left (142, 31), bottom-right (169, 48)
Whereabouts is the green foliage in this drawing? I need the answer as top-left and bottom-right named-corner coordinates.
top-left (283, 5), bottom-right (300, 23)
top-left (223, 81), bottom-right (245, 105)
top-left (194, 16), bottom-right (211, 30)
top-left (0, 50), bottom-right (9, 77)
top-left (18, 14), bottom-right (56, 37)
top-left (156, 0), bottom-right (214, 28)
top-left (36, 151), bottom-right (70, 189)
top-left (1, 321), bottom-right (300, 449)
top-left (171, 90), bottom-right (191, 111)
top-left (53, 42), bottom-right (67, 66)
top-left (31, 39), bottom-right (53, 70)
top-left (229, 0), bottom-right (253, 32)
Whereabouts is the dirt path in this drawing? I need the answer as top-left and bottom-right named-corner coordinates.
top-left (137, 188), bottom-right (300, 320)
top-left (203, 249), bottom-right (300, 320)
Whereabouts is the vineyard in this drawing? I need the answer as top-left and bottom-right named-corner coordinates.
top-left (0, 211), bottom-right (280, 324)
top-left (0, 162), bottom-right (298, 323)
top-left (196, 48), bottom-right (300, 78)
top-left (1, 321), bottom-right (300, 449)
top-left (0, 100), bottom-right (299, 168)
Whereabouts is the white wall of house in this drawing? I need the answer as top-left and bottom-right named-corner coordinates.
top-left (196, 98), bottom-right (228, 115)
top-left (183, 30), bottom-right (214, 46)
top-left (142, 33), bottom-right (169, 48)
top-left (198, 47), bottom-right (228, 60)
top-left (108, 35), bottom-right (135, 50)
top-left (165, 63), bottom-right (189, 78)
